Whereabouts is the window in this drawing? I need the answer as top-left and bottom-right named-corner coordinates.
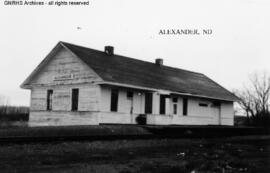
top-left (199, 103), bottom-right (208, 107)
top-left (183, 98), bottom-right (188, 116)
top-left (127, 91), bottom-right (133, 99)
top-left (111, 89), bottom-right (119, 112)
top-left (47, 90), bottom-right (53, 111)
top-left (145, 93), bottom-right (153, 114)
top-left (71, 88), bottom-right (79, 111)
top-left (172, 97), bottom-right (178, 103)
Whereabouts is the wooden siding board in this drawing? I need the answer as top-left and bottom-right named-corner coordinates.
top-left (29, 111), bottom-right (99, 126)
top-left (31, 88), bottom-right (47, 111)
top-left (78, 86), bottom-right (99, 111)
top-left (30, 84), bottom-right (100, 112)
top-left (29, 46), bottom-right (102, 86)
top-left (53, 89), bottom-right (71, 111)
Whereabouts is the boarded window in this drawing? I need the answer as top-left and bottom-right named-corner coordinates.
top-left (111, 89), bottom-right (119, 112)
top-left (47, 90), bottom-right (53, 111)
top-left (199, 103), bottom-right (208, 107)
top-left (160, 95), bottom-right (166, 114)
top-left (183, 98), bottom-right (188, 116)
top-left (145, 93), bottom-right (153, 114)
top-left (71, 88), bottom-right (79, 111)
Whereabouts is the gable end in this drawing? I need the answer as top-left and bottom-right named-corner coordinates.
top-left (21, 42), bottom-right (103, 89)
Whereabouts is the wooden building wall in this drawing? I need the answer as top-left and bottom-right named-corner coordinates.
top-left (26, 45), bottom-right (234, 126)
top-left (28, 46), bottom-right (102, 126)
top-left (30, 46), bottom-right (102, 86)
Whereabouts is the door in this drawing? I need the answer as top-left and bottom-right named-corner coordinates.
top-left (145, 93), bottom-right (153, 114)
top-left (160, 95), bottom-right (167, 114)
top-left (110, 89), bottom-right (119, 112)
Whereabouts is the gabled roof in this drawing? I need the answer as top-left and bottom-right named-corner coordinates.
top-left (59, 42), bottom-right (238, 101)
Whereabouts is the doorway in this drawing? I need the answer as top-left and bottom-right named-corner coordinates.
top-left (145, 93), bottom-right (153, 114)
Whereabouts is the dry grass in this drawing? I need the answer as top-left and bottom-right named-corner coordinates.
top-left (0, 136), bottom-right (269, 173)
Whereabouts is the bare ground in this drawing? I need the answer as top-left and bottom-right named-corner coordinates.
top-left (0, 136), bottom-right (269, 173)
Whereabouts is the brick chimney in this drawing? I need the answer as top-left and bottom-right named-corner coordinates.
top-left (104, 46), bottom-right (114, 56)
top-left (155, 58), bottom-right (163, 66)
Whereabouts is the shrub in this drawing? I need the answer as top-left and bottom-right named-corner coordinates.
top-left (136, 114), bottom-right (146, 125)
top-left (251, 112), bottom-right (270, 127)
top-left (0, 106), bottom-right (29, 121)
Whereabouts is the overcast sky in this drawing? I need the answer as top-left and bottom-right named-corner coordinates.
top-left (0, 0), bottom-right (269, 106)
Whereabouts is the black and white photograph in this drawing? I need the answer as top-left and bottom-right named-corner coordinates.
top-left (0, 0), bottom-right (269, 172)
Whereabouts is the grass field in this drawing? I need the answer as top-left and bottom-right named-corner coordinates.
top-left (0, 135), bottom-right (269, 173)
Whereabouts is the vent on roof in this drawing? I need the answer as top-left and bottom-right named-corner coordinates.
top-left (105, 46), bottom-right (114, 56)
top-left (155, 58), bottom-right (163, 66)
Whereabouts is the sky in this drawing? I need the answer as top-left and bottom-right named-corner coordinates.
top-left (0, 0), bottom-right (269, 106)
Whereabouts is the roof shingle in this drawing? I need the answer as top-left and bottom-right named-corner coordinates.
top-left (62, 42), bottom-right (238, 101)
